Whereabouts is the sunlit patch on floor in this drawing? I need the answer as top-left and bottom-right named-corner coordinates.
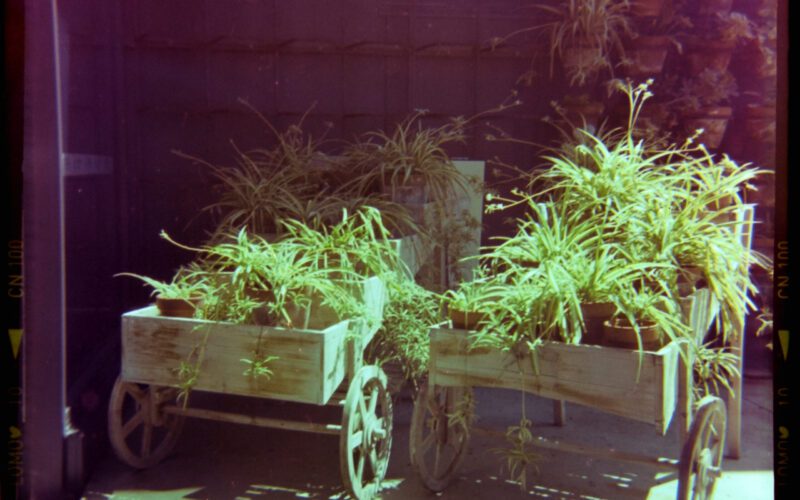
top-left (378, 478), bottom-right (404, 490)
top-left (249, 484), bottom-right (315, 498)
top-left (647, 469), bottom-right (774, 500)
top-left (103, 487), bottom-right (204, 499)
top-left (603, 472), bottom-right (636, 488)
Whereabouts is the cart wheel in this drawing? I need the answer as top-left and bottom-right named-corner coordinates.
top-left (340, 365), bottom-right (393, 500)
top-left (108, 377), bottom-right (184, 468)
top-left (409, 382), bottom-right (472, 492)
top-left (678, 395), bottom-right (727, 500)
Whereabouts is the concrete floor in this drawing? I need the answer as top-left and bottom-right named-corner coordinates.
top-left (82, 376), bottom-right (773, 500)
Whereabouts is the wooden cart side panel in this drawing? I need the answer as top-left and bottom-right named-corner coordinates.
top-left (121, 307), bottom-right (348, 405)
top-left (429, 328), bottom-right (678, 430)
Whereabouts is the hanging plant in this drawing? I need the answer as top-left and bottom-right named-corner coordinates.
top-left (488, 0), bottom-right (632, 87)
top-left (539, 0), bottom-right (633, 86)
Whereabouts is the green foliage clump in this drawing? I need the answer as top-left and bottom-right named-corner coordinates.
top-left (367, 278), bottom-right (441, 389)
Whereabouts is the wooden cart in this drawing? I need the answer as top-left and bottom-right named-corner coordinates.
top-left (409, 289), bottom-right (727, 499)
top-left (108, 277), bottom-right (393, 500)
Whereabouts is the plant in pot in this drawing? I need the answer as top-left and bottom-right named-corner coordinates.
top-left (682, 11), bottom-right (754, 76)
top-left (603, 286), bottom-right (689, 351)
top-left (692, 342), bottom-right (740, 401)
top-left (563, 245), bottom-right (662, 344)
top-left (343, 111), bottom-right (470, 207)
top-left (535, 0), bottom-right (633, 87)
top-left (281, 206), bottom-right (406, 279)
top-left (672, 68), bottom-right (738, 149)
top-left (482, 195), bottom-right (609, 345)
top-left (161, 227), bottom-right (363, 329)
top-left (620, 5), bottom-right (690, 78)
top-left (484, 195), bottom-right (602, 273)
top-left (173, 107), bottom-right (336, 241)
top-left (115, 265), bottom-right (208, 318)
top-left (669, 155), bottom-right (772, 344)
top-left (442, 271), bottom-right (506, 331)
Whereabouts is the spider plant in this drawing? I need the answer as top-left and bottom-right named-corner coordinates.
top-left (536, 0), bottom-right (633, 86)
top-left (608, 286), bottom-right (690, 350)
top-left (673, 68), bottom-right (738, 114)
top-left (160, 228), bottom-right (361, 328)
top-left (366, 276), bottom-right (442, 389)
top-left (343, 110), bottom-right (470, 204)
top-left (483, 195), bottom-right (603, 274)
top-left (280, 206), bottom-right (407, 280)
top-left (692, 343), bottom-right (741, 400)
top-left (468, 278), bottom-right (550, 351)
top-left (114, 267), bottom-right (207, 301)
top-left (174, 106), bottom-right (336, 239)
top-left (442, 270), bottom-right (505, 312)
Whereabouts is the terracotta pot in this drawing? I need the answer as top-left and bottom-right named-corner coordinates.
top-left (683, 39), bottom-right (736, 76)
top-left (623, 35), bottom-right (670, 78)
top-left (681, 106), bottom-right (733, 149)
top-left (580, 302), bottom-right (615, 345)
top-left (629, 0), bottom-right (665, 17)
top-left (155, 295), bottom-right (203, 318)
top-left (449, 307), bottom-right (486, 330)
top-left (602, 318), bottom-right (665, 350)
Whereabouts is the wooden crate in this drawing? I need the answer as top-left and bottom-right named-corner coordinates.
top-left (121, 276), bottom-right (386, 406)
top-left (121, 308), bottom-right (349, 405)
top-left (429, 328), bottom-right (680, 434)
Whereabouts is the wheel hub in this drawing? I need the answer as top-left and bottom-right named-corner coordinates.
top-left (362, 414), bottom-right (387, 449)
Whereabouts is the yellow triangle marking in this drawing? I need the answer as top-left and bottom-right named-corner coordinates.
top-left (779, 330), bottom-right (789, 361)
top-left (8, 329), bottom-right (22, 359)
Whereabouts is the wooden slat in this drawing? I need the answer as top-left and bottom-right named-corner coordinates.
top-left (163, 405), bottom-right (341, 435)
top-left (429, 328), bottom-right (679, 434)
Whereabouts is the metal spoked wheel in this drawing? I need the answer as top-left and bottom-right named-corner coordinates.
top-left (108, 376), bottom-right (184, 468)
top-left (340, 365), bottom-right (394, 500)
top-left (678, 395), bottom-right (727, 500)
top-left (409, 381), bottom-right (473, 492)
